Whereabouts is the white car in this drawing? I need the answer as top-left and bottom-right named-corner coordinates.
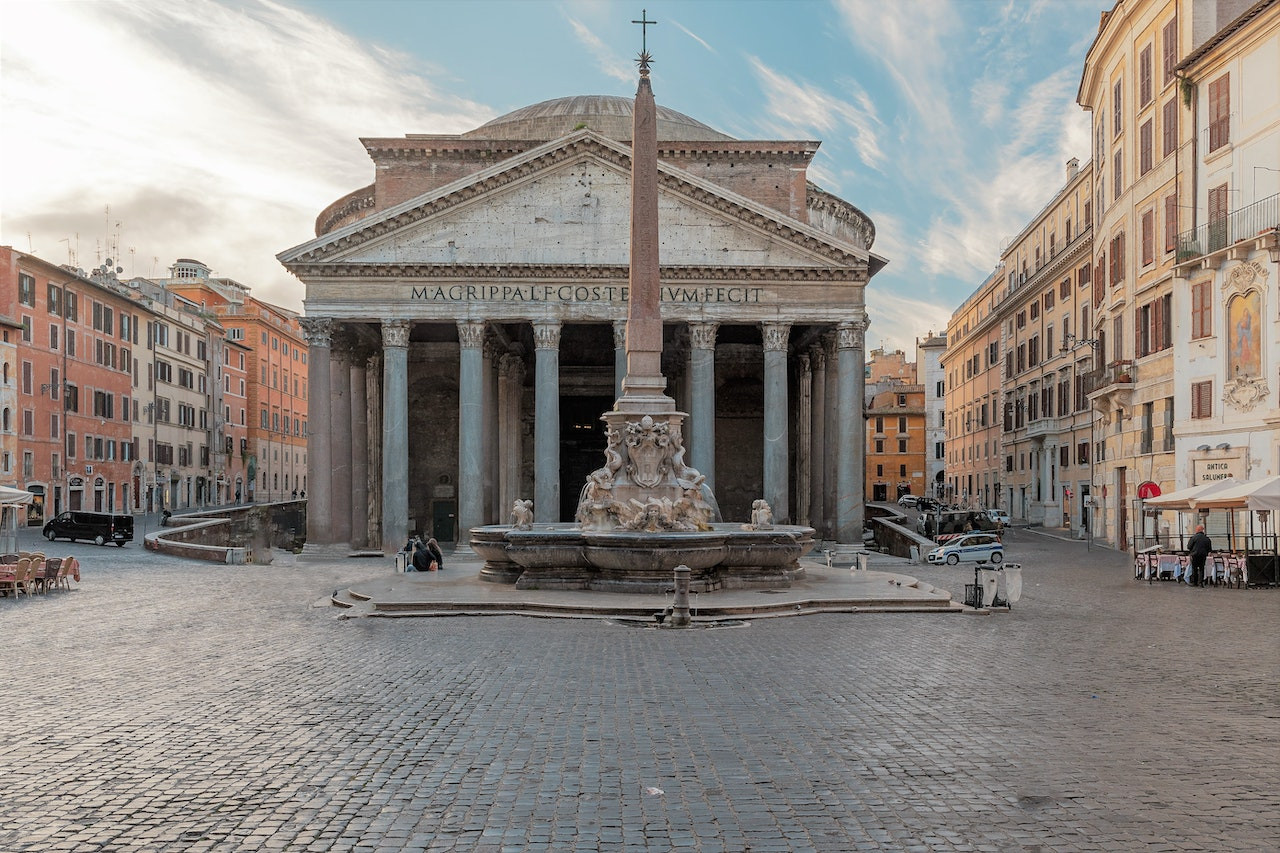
top-left (897, 494), bottom-right (919, 507)
top-left (926, 533), bottom-right (1005, 565)
top-left (986, 508), bottom-right (1011, 527)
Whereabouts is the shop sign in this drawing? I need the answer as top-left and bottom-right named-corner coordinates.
top-left (1193, 456), bottom-right (1245, 484)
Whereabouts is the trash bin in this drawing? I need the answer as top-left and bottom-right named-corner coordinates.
top-left (395, 552), bottom-right (408, 573)
top-left (998, 563), bottom-right (1023, 606)
top-left (855, 552), bottom-right (869, 572)
top-left (977, 568), bottom-right (1000, 607)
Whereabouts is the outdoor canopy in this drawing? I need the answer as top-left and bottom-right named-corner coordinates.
top-left (0, 485), bottom-right (34, 505)
top-left (1185, 474), bottom-right (1280, 512)
top-left (1142, 477), bottom-right (1238, 511)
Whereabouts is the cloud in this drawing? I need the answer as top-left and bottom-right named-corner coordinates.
top-left (565, 16), bottom-right (634, 84)
top-left (669, 18), bottom-right (716, 54)
top-left (746, 57), bottom-right (885, 171)
top-left (0, 0), bottom-right (493, 309)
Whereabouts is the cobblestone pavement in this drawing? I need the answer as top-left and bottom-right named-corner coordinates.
top-left (2, 527), bottom-right (1278, 852)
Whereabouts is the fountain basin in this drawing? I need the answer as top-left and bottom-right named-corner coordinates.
top-left (472, 522), bottom-right (815, 593)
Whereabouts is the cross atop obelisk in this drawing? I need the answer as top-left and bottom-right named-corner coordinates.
top-left (618, 8), bottom-right (671, 412)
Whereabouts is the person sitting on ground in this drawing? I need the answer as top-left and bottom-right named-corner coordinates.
top-left (425, 537), bottom-right (445, 571)
top-left (411, 538), bottom-right (434, 572)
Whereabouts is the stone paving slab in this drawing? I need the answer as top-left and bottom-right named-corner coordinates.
top-left (2, 526), bottom-right (1278, 851)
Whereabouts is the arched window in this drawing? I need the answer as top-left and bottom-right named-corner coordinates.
top-left (2, 407), bottom-right (9, 431)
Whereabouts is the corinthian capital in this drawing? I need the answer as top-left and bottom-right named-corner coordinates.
top-left (836, 319), bottom-right (866, 350)
top-left (688, 321), bottom-right (719, 351)
top-left (457, 319), bottom-right (486, 349)
top-left (381, 319), bottom-right (411, 349)
top-left (299, 317), bottom-right (333, 348)
top-left (533, 321), bottom-right (561, 351)
top-left (762, 321), bottom-right (792, 353)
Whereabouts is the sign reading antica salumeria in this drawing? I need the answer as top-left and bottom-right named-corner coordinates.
top-left (410, 284), bottom-right (767, 304)
top-left (1193, 456), bottom-right (1246, 484)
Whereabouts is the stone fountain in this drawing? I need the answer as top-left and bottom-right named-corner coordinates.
top-left (471, 45), bottom-right (814, 593)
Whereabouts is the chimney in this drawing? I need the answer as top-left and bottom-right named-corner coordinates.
top-left (1066, 157), bottom-right (1080, 182)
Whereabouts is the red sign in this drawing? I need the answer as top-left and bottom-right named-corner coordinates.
top-left (1064, 488), bottom-right (1073, 499)
top-left (1137, 481), bottom-right (1162, 499)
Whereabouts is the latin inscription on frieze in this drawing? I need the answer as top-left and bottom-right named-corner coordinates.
top-left (410, 284), bottom-right (766, 304)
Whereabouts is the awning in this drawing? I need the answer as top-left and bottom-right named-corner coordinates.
top-left (1188, 475), bottom-right (1280, 512)
top-left (0, 485), bottom-right (35, 506)
top-left (1143, 477), bottom-right (1238, 511)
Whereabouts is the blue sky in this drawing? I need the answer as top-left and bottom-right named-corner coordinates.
top-left (1, 0), bottom-right (1105, 354)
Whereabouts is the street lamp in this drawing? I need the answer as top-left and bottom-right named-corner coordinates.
top-left (1062, 333), bottom-right (1099, 550)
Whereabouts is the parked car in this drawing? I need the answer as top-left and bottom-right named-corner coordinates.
top-left (42, 511), bottom-right (134, 546)
top-left (915, 497), bottom-right (938, 512)
top-left (986, 508), bottom-right (1012, 527)
top-left (896, 494), bottom-right (919, 508)
top-left (926, 532), bottom-right (1004, 565)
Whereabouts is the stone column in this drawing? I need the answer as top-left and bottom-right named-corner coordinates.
top-left (809, 345), bottom-right (826, 534)
top-left (498, 353), bottom-right (525, 518)
top-left (366, 353), bottom-right (383, 548)
top-left (835, 317), bottom-right (868, 544)
top-left (457, 320), bottom-right (485, 547)
top-left (687, 322), bottom-right (718, 492)
top-left (796, 352), bottom-right (812, 526)
top-left (300, 318), bottom-right (333, 544)
top-left (483, 337), bottom-right (501, 523)
top-left (329, 339), bottom-right (353, 545)
top-left (822, 334), bottom-right (839, 540)
top-left (533, 321), bottom-right (561, 522)
top-left (762, 322), bottom-right (791, 523)
top-left (613, 320), bottom-right (627, 401)
top-left (381, 319), bottom-right (410, 553)
top-left (349, 353), bottom-right (369, 548)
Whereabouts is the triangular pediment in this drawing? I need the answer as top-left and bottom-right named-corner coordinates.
top-left (279, 130), bottom-right (871, 273)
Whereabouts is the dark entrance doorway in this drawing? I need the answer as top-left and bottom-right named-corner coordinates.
top-left (873, 483), bottom-right (888, 502)
top-left (560, 395), bottom-right (613, 521)
top-left (431, 500), bottom-right (456, 543)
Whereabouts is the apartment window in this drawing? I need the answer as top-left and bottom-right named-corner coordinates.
top-left (899, 464), bottom-right (907, 477)
top-left (21, 361), bottom-right (32, 395)
top-left (1162, 99), bottom-right (1177, 157)
top-left (1191, 381), bottom-right (1213, 419)
top-left (1113, 150), bottom-right (1122, 200)
top-left (1208, 73), bottom-right (1229, 152)
top-left (1165, 195), bottom-right (1178, 252)
top-left (156, 360), bottom-right (172, 383)
top-left (1141, 210), bottom-right (1154, 265)
top-left (934, 442), bottom-right (944, 460)
top-left (66, 329), bottom-right (75, 357)
top-left (1111, 316), bottom-right (1124, 364)
top-left (18, 273), bottom-right (36, 306)
top-left (1139, 119), bottom-right (1153, 175)
top-left (1109, 233), bottom-right (1125, 284)
top-left (897, 416), bottom-right (907, 433)
top-left (1060, 445), bottom-right (1070, 468)
top-left (1044, 291), bottom-right (1054, 310)
top-left (1139, 45), bottom-right (1153, 106)
top-left (22, 410), bottom-right (33, 437)
top-left (897, 439), bottom-right (907, 453)
top-left (1190, 281), bottom-right (1212, 339)
top-left (874, 439), bottom-right (884, 453)
top-left (897, 394), bottom-right (906, 406)
top-left (1112, 79), bottom-right (1122, 138)
top-left (876, 464), bottom-right (883, 477)
top-left (1030, 301), bottom-right (1040, 321)
top-left (988, 341), bottom-right (998, 365)
top-left (1163, 397), bottom-right (1175, 451)
top-left (875, 416), bottom-right (884, 433)
top-left (178, 368), bottom-right (194, 389)
top-left (1162, 17), bottom-right (1178, 85)
top-left (1016, 311), bottom-right (1026, 330)
top-left (47, 283), bottom-right (63, 315)
top-left (1208, 183), bottom-right (1229, 251)
top-left (1060, 279), bottom-right (1070, 300)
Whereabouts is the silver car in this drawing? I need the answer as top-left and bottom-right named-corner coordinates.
top-left (927, 533), bottom-right (1005, 565)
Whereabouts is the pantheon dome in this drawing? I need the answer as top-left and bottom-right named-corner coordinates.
top-left (461, 95), bottom-right (735, 142)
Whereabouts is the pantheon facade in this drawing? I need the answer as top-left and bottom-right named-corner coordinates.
top-left (280, 96), bottom-right (885, 553)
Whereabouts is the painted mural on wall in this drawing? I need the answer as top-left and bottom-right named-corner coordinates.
top-left (1227, 291), bottom-right (1261, 378)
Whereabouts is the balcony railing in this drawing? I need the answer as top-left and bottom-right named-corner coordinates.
top-left (1176, 193), bottom-right (1280, 260)
top-left (1085, 363), bottom-right (1136, 396)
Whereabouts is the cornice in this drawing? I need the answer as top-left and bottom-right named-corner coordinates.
top-left (282, 130), bottom-right (870, 271)
top-left (289, 262), bottom-right (865, 282)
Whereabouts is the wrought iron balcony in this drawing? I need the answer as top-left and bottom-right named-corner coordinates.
top-left (1176, 193), bottom-right (1279, 261)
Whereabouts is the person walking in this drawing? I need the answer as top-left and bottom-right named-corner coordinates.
top-left (1187, 524), bottom-right (1212, 587)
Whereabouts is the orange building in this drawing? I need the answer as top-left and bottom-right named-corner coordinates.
top-left (1, 247), bottom-right (139, 522)
top-left (166, 260), bottom-right (307, 503)
top-left (865, 384), bottom-right (927, 502)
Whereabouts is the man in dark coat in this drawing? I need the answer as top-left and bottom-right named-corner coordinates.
top-left (411, 538), bottom-right (433, 572)
top-left (1187, 524), bottom-right (1212, 587)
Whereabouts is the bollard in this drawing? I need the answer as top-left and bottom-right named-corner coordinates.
top-left (670, 565), bottom-right (692, 627)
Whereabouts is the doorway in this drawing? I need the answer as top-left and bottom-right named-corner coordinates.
top-left (431, 500), bottom-right (456, 542)
top-left (560, 395), bottom-right (613, 521)
top-left (872, 483), bottom-right (888, 502)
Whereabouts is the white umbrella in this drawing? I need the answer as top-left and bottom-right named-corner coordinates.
top-left (1191, 474), bottom-right (1280, 511)
top-left (0, 485), bottom-right (34, 505)
top-left (1143, 477), bottom-right (1238, 511)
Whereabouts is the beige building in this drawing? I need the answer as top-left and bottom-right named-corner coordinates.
top-left (1077, 0), bottom-right (1267, 549)
top-left (940, 270), bottom-right (1007, 512)
top-left (999, 160), bottom-right (1096, 529)
top-left (1169, 0), bottom-right (1280, 509)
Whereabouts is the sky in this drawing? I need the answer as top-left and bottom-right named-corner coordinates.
top-left (1, 0), bottom-right (1105, 355)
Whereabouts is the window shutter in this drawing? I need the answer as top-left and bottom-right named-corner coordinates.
top-left (1209, 74), bottom-right (1230, 151)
